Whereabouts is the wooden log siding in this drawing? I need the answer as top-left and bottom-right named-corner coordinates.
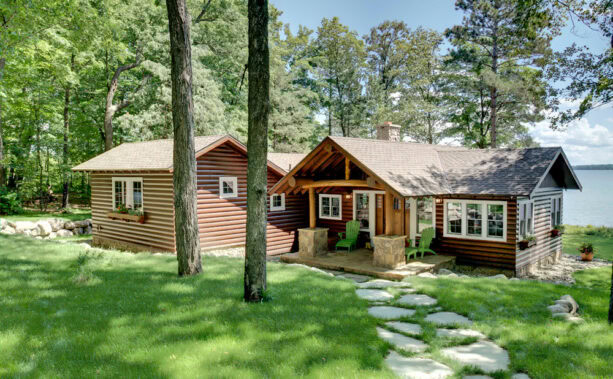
top-left (196, 143), bottom-right (306, 255)
top-left (91, 172), bottom-right (176, 252)
top-left (516, 188), bottom-right (563, 270)
top-left (434, 196), bottom-right (518, 269)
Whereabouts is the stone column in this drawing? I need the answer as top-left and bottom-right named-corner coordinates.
top-left (372, 234), bottom-right (406, 269)
top-left (298, 227), bottom-right (329, 258)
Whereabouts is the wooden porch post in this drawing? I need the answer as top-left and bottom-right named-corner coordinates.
top-left (309, 188), bottom-right (316, 228)
top-left (385, 191), bottom-right (393, 235)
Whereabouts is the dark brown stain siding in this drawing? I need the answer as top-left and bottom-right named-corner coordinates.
top-left (434, 196), bottom-right (518, 269)
top-left (196, 143), bottom-right (306, 255)
top-left (91, 172), bottom-right (176, 252)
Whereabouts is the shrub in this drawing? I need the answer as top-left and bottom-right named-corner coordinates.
top-left (0, 189), bottom-right (23, 215)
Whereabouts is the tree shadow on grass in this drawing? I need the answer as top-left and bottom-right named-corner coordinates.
top-left (0, 235), bottom-right (391, 378)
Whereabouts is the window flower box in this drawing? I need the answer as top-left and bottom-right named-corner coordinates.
top-left (519, 237), bottom-right (536, 250)
top-left (107, 211), bottom-right (145, 224)
top-left (551, 225), bottom-right (565, 237)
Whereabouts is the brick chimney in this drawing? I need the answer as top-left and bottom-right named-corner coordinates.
top-left (376, 122), bottom-right (401, 142)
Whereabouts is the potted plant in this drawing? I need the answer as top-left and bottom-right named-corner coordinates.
top-left (519, 235), bottom-right (537, 250)
top-left (551, 224), bottom-right (565, 237)
top-left (578, 242), bottom-right (594, 261)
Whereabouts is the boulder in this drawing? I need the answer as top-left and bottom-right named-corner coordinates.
top-left (560, 295), bottom-right (579, 314)
top-left (73, 227), bottom-right (82, 235)
top-left (63, 221), bottom-right (76, 230)
top-left (74, 220), bottom-right (90, 228)
top-left (547, 304), bottom-right (568, 314)
top-left (488, 274), bottom-right (508, 280)
top-left (48, 218), bottom-right (64, 232)
top-left (85, 225), bottom-right (92, 234)
top-left (36, 221), bottom-right (53, 237)
top-left (56, 229), bottom-right (73, 237)
top-left (48, 232), bottom-right (57, 239)
top-left (30, 228), bottom-right (40, 237)
top-left (0, 226), bottom-right (16, 234)
top-left (438, 268), bottom-right (454, 275)
top-left (552, 312), bottom-right (571, 320)
top-left (554, 300), bottom-right (573, 313)
top-left (417, 272), bottom-right (438, 279)
top-left (14, 221), bottom-right (37, 233)
top-left (0, 218), bottom-right (7, 230)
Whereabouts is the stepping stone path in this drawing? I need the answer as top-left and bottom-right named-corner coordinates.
top-left (397, 294), bottom-right (437, 306)
top-left (385, 352), bottom-right (453, 379)
top-left (353, 277), bottom-right (515, 378)
top-left (436, 328), bottom-right (485, 339)
top-left (356, 289), bottom-right (395, 301)
top-left (358, 279), bottom-right (412, 289)
top-left (368, 306), bottom-right (416, 320)
top-left (425, 312), bottom-right (473, 326)
top-left (441, 340), bottom-right (510, 373)
top-left (377, 327), bottom-right (428, 353)
top-left (385, 321), bottom-right (422, 336)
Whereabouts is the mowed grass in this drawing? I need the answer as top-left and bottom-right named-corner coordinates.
top-left (563, 225), bottom-right (613, 261)
top-left (405, 271), bottom-right (613, 379)
top-left (2, 208), bottom-right (91, 222)
top-left (0, 235), bottom-right (392, 378)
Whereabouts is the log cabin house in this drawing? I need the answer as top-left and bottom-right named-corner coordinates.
top-left (73, 135), bottom-right (306, 255)
top-left (269, 123), bottom-right (582, 275)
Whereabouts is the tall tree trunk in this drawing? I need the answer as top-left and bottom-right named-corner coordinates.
top-left (0, 57), bottom-right (5, 188)
top-left (244, 0), bottom-right (269, 303)
top-left (103, 60), bottom-right (141, 151)
top-left (166, 0), bottom-right (202, 276)
top-left (489, 17), bottom-right (499, 148)
top-left (62, 54), bottom-right (75, 208)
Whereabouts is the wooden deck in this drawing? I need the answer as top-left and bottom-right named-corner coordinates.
top-left (280, 249), bottom-right (456, 280)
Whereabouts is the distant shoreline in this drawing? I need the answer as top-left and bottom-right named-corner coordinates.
top-left (573, 164), bottom-right (613, 170)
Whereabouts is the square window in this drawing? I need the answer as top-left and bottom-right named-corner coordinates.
top-left (270, 193), bottom-right (285, 211)
top-left (319, 194), bottom-right (342, 220)
top-left (219, 177), bottom-right (238, 198)
top-left (112, 177), bottom-right (144, 212)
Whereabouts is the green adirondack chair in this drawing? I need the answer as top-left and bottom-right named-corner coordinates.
top-left (336, 220), bottom-right (360, 252)
top-left (405, 227), bottom-right (437, 260)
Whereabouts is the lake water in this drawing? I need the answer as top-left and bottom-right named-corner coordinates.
top-left (564, 170), bottom-right (613, 227)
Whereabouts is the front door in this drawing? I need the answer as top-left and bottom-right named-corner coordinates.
top-left (354, 190), bottom-right (384, 240)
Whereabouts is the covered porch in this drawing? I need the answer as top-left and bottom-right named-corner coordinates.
top-left (280, 248), bottom-right (455, 281)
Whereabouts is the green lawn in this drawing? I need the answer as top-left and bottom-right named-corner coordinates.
top-left (404, 271), bottom-right (613, 378)
top-left (0, 234), bottom-right (392, 378)
top-left (563, 225), bottom-right (613, 261)
top-left (2, 208), bottom-right (91, 222)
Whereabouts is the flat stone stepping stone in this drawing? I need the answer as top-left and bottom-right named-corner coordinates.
top-left (399, 287), bottom-right (417, 293)
top-left (385, 351), bottom-right (453, 379)
top-left (398, 294), bottom-right (438, 306)
top-left (511, 374), bottom-right (531, 379)
top-left (425, 312), bottom-right (473, 326)
top-left (463, 376), bottom-right (492, 379)
top-left (441, 340), bottom-right (510, 373)
top-left (358, 279), bottom-right (411, 289)
top-left (377, 327), bottom-right (427, 353)
top-left (368, 306), bottom-right (415, 320)
top-left (339, 273), bottom-right (371, 282)
top-left (436, 328), bottom-right (485, 339)
top-left (385, 321), bottom-right (422, 336)
top-left (356, 289), bottom-right (394, 301)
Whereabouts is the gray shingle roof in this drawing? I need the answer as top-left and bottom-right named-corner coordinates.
top-left (72, 136), bottom-right (225, 171)
top-left (329, 136), bottom-right (565, 196)
top-left (267, 153), bottom-right (306, 172)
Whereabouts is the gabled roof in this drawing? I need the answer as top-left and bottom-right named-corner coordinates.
top-left (267, 153), bottom-right (307, 172)
top-left (271, 136), bottom-right (582, 197)
top-left (72, 135), bottom-right (287, 176)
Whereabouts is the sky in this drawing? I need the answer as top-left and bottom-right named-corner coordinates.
top-left (271, 0), bottom-right (613, 165)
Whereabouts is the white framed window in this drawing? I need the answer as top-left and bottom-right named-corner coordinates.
top-left (219, 177), bottom-right (238, 198)
top-left (416, 197), bottom-right (435, 236)
top-left (270, 193), bottom-right (285, 211)
top-left (319, 194), bottom-right (342, 220)
top-left (443, 199), bottom-right (507, 242)
top-left (550, 195), bottom-right (562, 227)
top-left (518, 199), bottom-right (534, 239)
top-left (112, 177), bottom-right (144, 211)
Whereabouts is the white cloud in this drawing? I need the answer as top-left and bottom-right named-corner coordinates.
top-left (530, 118), bottom-right (613, 165)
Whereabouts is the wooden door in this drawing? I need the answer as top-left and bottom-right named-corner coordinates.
top-left (375, 194), bottom-right (384, 235)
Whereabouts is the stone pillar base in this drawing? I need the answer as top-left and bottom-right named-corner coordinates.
top-left (298, 227), bottom-right (329, 258)
top-left (373, 234), bottom-right (407, 269)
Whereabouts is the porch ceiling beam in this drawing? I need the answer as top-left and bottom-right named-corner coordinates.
top-left (305, 150), bottom-right (333, 175)
top-left (301, 179), bottom-right (383, 189)
top-left (288, 177), bottom-right (314, 188)
top-left (320, 153), bottom-right (345, 172)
